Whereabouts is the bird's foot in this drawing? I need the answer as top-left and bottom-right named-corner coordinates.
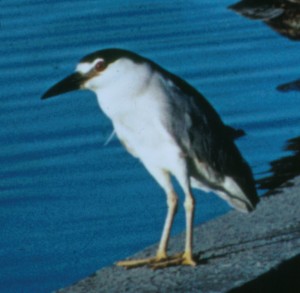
top-left (116, 252), bottom-right (197, 269)
top-left (150, 252), bottom-right (196, 269)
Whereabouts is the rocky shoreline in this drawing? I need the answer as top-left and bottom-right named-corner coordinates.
top-left (55, 178), bottom-right (300, 293)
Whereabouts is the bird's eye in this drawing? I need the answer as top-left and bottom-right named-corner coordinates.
top-left (95, 60), bottom-right (106, 72)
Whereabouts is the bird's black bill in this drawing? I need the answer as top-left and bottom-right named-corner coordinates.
top-left (41, 72), bottom-right (85, 99)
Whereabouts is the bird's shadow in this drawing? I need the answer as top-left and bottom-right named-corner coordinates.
top-left (194, 227), bottom-right (300, 265)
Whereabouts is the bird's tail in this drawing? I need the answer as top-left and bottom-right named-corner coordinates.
top-left (190, 160), bottom-right (259, 213)
top-left (191, 176), bottom-right (257, 213)
top-left (215, 175), bottom-right (258, 213)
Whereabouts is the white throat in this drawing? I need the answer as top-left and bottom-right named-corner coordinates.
top-left (93, 59), bottom-right (154, 120)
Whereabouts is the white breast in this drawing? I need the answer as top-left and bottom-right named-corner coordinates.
top-left (94, 61), bottom-right (182, 171)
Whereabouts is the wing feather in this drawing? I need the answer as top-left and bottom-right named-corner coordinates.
top-left (158, 68), bottom-right (259, 210)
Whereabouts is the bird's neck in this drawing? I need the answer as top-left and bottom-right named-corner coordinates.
top-left (95, 67), bottom-right (156, 121)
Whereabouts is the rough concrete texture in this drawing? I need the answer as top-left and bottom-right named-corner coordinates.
top-left (55, 178), bottom-right (300, 293)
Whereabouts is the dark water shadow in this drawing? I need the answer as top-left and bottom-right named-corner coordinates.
top-left (229, 1), bottom-right (300, 92)
top-left (229, 0), bottom-right (300, 41)
top-left (277, 78), bottom-right (300, 91)
top-left (227, 254), bottom-right (300, 293)
top-left (257, 136), bottom-right (300, 196)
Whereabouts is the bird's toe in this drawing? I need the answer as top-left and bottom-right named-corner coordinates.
top-left (149, 253), bottom-right (197, 270)
top-left (116, 257), bottom-right (157, 269)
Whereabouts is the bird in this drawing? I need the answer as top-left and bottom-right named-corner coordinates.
top-left (41, 48), bottom-right (259, 269)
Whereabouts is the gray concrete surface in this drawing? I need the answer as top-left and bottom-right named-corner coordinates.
top-left (55, 178), bottom-right (300, 293)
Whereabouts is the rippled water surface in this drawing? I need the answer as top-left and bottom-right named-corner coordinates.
top-left (1, 0), bottom-right (300, 292)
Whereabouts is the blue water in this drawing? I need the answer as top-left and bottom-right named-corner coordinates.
top-left (1, 1), bottom-right (300, 292)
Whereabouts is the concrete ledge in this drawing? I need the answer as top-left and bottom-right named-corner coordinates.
top-left (55, 178), bottom-right (300, 293)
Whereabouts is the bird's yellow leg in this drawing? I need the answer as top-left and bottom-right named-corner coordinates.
top-left (157, 189), bottom-right (178, 257)
top-left (116, 192), bottom-right (197, 269)
top-left (150, 192), bottom-right (197, 269)
top-left (116, 170), bottom-right (196, 269)
top-left (182, 191), bottom-right (197, 266)
top-left (116, 188), bottom-right (178, 269)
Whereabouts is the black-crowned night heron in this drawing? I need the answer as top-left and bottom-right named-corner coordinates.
top-left (42, 48), bottom-right (259, 269)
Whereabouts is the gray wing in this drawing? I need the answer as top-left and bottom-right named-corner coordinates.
top-left (162, 72), bottom-right (259, 209)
